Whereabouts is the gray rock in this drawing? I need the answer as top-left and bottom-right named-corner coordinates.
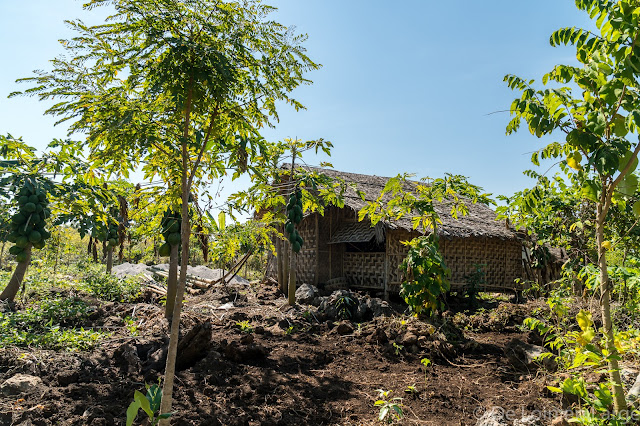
top-left (336, 321), bottom-right (354, 336)
top-left (1, 374), bottom-right (43, 396)
top-left (505, 339), bottom-right (557, 371)
top-left (295, 284), bottom-right (318, 305)
top-left (366, 297), bottom-right (393, 318)
top-left (475, 407), bottom-right (507, 426)
top-left (627, 372), bottom-right (640, 400)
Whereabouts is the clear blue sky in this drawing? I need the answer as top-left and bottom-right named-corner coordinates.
top-left (0, 0), bottom-right (593, 202)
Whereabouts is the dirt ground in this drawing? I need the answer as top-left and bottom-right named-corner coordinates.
top-left (0, 281), bottom-right (564, 426)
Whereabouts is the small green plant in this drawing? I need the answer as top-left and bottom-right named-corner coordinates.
top-left (404, 384), bottom-right (418, 395)
top-left (464, 264), bottom-right (485, 308)
top-left (236, 320), bottom-right (253, 334)
top-left (124, 316), bottom-right (139, 336)
top-left (374, 389), bottom-right (403, 423)
top-left (334, 294), bottom-right (356, 319)
top-left (126, 383), bottom-right (172, 426)
top-left (392, 342), bottom-right (404, 356)
top-left (284, 325), bottom-right (297, 335)
top-left (420, 357), bottom-right (431, 383)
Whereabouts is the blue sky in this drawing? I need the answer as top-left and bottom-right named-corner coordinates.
top-left (0, 0), bottom-right (594, 202)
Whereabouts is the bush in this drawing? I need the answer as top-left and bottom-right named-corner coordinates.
top-left (0, 297), bottom-right (105, 351)
top-left (79, 271), bottom-right (143, 302)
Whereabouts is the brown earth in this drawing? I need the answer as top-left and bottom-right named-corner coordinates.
top-left (0, 281), bottom-right (563, 426)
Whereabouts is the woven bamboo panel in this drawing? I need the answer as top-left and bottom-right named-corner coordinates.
top-left (343, 252), bottom-right (385, 288)
top-left (386, 230), bottom-right (414, 285)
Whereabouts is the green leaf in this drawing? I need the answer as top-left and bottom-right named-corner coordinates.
top-left (134, 390), bottom-right (153, 418)
top-left (576, 310), bottom-right (593, 331)
top-left (126, 400), bottom-right (141, 426)
top-left (581, 181), bottom-right (598, 202)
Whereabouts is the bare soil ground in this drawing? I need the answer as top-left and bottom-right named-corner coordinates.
top-left (0, 281), bottom-right (563, 426)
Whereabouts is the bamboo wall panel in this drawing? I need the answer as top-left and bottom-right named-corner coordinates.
top-left (343, 252), bottom-right (385, 288)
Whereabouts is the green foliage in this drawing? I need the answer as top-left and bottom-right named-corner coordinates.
top-left (374, 389), bottom-right (403, 424)
top-left (399, 234), bottom-right (450, 315)
top-left (126, 383), bottom-right (172, 426)
top-left (0, 297), bottom-right (104, 351)
top-left (334, 294), bottom-right (356, 320)
top-left (464, 264), bottom-right (485, 307)
top-left (79, 271), bottom-right (142, 302)
top-left (236, 320), bottom-right (253, 334)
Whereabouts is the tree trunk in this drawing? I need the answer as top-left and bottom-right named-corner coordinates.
top-left (596, 198), bottom-right (627, 413)
top-left (0, 241), bottom-right (5, 270)
top-left (164, 243), bottom-right (180, 319)
top-left (92, 240), bottom-right (98, 263)
top-left (288, 251), bottom-right (296, 305)
top-left (282, 242), bottom-right (290, 295)
top-left (0, 245), bottom-right (32, 302)
top-left (160, 83), bottom-right (194, 424)
top-left (106, 246), bottom-right (114, 274)
top-left (87, 236), bottom-right (93, 255)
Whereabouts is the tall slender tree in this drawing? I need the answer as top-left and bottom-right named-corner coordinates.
top-left (11, 0), bottom-right (320, 420)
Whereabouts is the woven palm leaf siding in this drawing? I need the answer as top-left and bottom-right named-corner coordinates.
top-left (295, 215), bottom-right (317, 284)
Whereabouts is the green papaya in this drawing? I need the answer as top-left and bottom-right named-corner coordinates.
top-left (285, 222), bottom-right (294, 234)
top-left (36, 204), bottom-right (43, 213)
top-left (16, 252), bottom-right (28, 262)
top-left (33, 241), bottom-right (45, 250)
top-left (289, 231), bottom-right (298, 243)
top-left (29, 231), bottom-right (42, 243)
top-left (37, 193), bottom-right (46, 202)
top-left (18, 195), bottom-right (29, 206)
top-left (167, 232), bottom-right (181, 246)
top-left (168, 221), bottom-right (180, 233)
top-left (28, 195), bottom-right (39, 204)
top-left (23, 202), bottom-right (37, 213)
top-left (12, 213), bottom-right (26, 225)
top-left (15, 236), bottom-right (29, 249)
top-left (41, 229), bottom-right (51, 240)
top-left (159, 243), bottom-right (171, 257)
top-left (7, 232), bottom-right (19, 243)
top-left (109, 238), bottom-right (117, 247)
top-left (294, 205), bottom-right (303, 216)
top-left (9, 246), bottom-right (23, 256)
top-left (297, 235), bottom-right (304, 247)
top-left (31, 214), bottom-right (42, 225)
top-left (292, 242), bottom-right (301, 253)
top-left (19, 187), bottom-right (29, 197)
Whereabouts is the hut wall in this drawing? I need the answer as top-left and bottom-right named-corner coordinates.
top-left (295, 214), bottom-right (317, 284)
top-left (385, 230), bottom-right (524, 293)
top-left (343, 252), bottom-right (385, 288)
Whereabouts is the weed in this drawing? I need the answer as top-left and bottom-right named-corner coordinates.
top-left (420, 357), bottom-right (431, 383)
top-left (236, 320), bottom-right (253, 334)
top-left (124, 316), bottom-right (139, 336)
top-left (80, 271), bottom-right (142, 302)
top-left (392, 342), bottom-right (404, 356)
top-left (126, 382), bottom-right (172, 426)
top-left (374, 389), bottom-right (403, 423)
top-left (0, 297), bottom-right (105, 350)
top-left (404, 384), bottom-right (418, 395)
top-left (335, 294), bottom-right (356, 320)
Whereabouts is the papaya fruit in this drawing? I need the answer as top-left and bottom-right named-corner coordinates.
top-left (292, 242), bottom-right (301, 253)
top-left (29, 231), bottom-right (42, 243)
top-left (16, 252), bottom-right (28, 262)
top-left (33, 241), bottom-right (45, 250)
top-left (18, 196), bottom-right (29, 206)
top-left (15, 236), bottom-right (29, 249)
top-left (28, 195), bottom-right (39, 204)
top-left (159, 243), bottom-right (171, 257)
top-left (167, 232), bottom-right (181, 246)
top-left (285, 222), bottom-right (294, 234)
top-left (9, 246), bottom-right (23, 256)
top-left (23, 202), bottom-right (36, 213)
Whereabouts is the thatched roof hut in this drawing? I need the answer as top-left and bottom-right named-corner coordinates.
top-left (267, 167), bottom-right (524, 295)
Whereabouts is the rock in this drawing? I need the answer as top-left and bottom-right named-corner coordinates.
top-left (505, 339), bottom-right (557, 371)
top-left (1, 374), bottom-right (43, 396)
top-left (550, 416), bottom-right (570, 426)
top-left (513, 415), bottom-right (541, 426)
top-left (366, 328), bottom-right (388, 345)
top-left (366, 298), bottom-right (393, 318)
top-left (475, 407), bottom-right (507, 426)
top-left (56, 371), bottom-right (79, 387)
top-left (627, 372), bottom-right (640, 400)
top-left (176, 321), bottom-right (213, 370)
top-left (240, 334), bottom-right (254, 345)
top-left (401, 333), bottom-right (418, 346)
top-left (295, 284), bottom-right (318, 305)
top-left (114, 342), bottom-right (141, 374)
top-left (417, 335), bottom-right (429, 348)
top-left (336, 321), bottom-right (354, 336)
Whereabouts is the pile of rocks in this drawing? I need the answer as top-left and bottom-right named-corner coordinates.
top-left (295, 284), bottom-right (393, 322)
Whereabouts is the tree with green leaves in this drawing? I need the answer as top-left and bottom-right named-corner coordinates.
top-left (12, 0), bottom-right (320, 419)
top-left (503, 0), bottom-right (640, 412)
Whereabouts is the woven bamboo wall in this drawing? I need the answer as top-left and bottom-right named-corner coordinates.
top-left (386, 231), bottom-right (524, 292)
top-left (343, 252), bottom-right (386, 289)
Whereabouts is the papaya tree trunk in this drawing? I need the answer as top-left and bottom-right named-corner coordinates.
top-left (596, 195), bottom-right (627, 413)
top-left (92, 241), bottom-right (98, 263)
top-left (288, 251), bottom-right (296, 305)
top-left (282, 242), bottom-right (289, 295)
top-left (0, 244), bottom-right (32, 302)
top-left (0, 241), bottom-right (5, 270)
top-left (106, 246), bottom-right (114, 275)
top-left (87, 236), bottom-right (93, 255)
top-left (164, 243), bottom-right (179, 319)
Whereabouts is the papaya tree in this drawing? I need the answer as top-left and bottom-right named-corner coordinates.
top-left (0, 135), bottom-right (54, 302)
top-left (11, 0), bottom-right (321, 418)
top-left (503, 0), bottom-right (640, 412)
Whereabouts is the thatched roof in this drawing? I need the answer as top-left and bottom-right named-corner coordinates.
top-left (290, 166), bottom-right (518, 240)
